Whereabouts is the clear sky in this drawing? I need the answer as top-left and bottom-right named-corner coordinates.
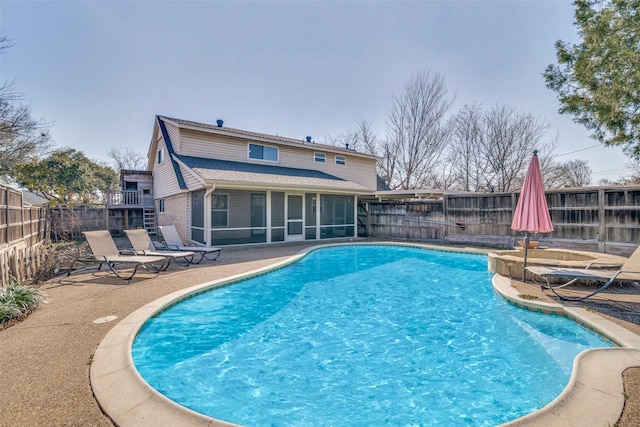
top-left (0, 0), bottom-right (632, 182)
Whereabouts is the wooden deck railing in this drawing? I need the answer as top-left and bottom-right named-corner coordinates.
top-left (106, 190), bottom-right (154, 207)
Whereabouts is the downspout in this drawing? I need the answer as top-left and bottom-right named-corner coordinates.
top-left (204, 182), bottom-right (216, 246)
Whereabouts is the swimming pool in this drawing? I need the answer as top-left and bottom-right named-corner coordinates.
top-left (132, 245), bottom-right (612, 426)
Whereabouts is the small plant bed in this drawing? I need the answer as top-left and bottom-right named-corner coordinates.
top-left (0, 280), bottom-right (46, 330)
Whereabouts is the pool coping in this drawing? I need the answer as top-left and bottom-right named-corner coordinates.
top-left (90, 242), bottom-right (640, 427)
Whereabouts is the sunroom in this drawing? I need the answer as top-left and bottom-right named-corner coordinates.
top-left (178, 156), bottom-right (371, 246)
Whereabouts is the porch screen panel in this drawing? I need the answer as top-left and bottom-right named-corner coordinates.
top-left (271, 192), bottom-right (285, 242)
top-left (191, 190), bottom-right (205, 243)
top-left (320, 195), bottom-right (355, 239)
top-left (287, 195), bottom-right (303, 235)
top-left (227, 190), bottom-right (251, 228)
top-left (211, 189), bottom-right (266, 245)
top-left (305, 193), bottom-right (316, 240)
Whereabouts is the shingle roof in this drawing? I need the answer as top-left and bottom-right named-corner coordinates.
top-left (157, 116), bottom-right (188, 190)
top-left (176, 155), bottom-right (370, 192)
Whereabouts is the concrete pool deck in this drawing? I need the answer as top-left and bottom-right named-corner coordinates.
top-left (1, 240), bottom-right (639, 426)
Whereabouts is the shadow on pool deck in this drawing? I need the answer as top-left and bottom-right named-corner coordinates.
top-left (1, 239), bottom-right (639, 426)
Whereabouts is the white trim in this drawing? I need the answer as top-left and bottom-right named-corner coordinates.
top-left (204, 186), bottom-right (215, 246)
top-left (315, 192), bottom-right (321, 240)
top-left (353, 194), bottom-right (358, 238)
top-left (266, 191), bottom-right (272, 243)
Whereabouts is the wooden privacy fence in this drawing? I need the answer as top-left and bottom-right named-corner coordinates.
top-left (0, 185), bottom-right (49, 286)
top-left (362, 185), bottom-right (640, 257)
top-left (49, 206), bottom-right (146, 241)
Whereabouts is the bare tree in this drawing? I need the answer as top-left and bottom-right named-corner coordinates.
top-left (0, 38), bottom-right (52, 179)
top-left (552, 159), bottom-right (592, 188)
top-left (448, 103), bottom-right (487, 191)
top-left (446, 104), bottom-right (557, 192)
top-left (541, 156), bottom-right (593, 188)
top-left (325, 118), bottom-right (378, 154)
top-left (479, 105), bottom-right (554, 192)
top-left (324, 132), bottom-right (358, 150)
top-left (385, 70), bottom-right (454, 189)
top-left (107, 146), bottom-right (147, 171)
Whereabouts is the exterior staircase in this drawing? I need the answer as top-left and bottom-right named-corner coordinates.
top-left (143, 208), bottom-right (157, 235)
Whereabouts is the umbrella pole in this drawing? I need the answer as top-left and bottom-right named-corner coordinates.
top-left (522, 232), bottom-right (530, 282)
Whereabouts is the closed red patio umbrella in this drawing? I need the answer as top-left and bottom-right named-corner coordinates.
top-left (511, 150), bottom-right (554, 280)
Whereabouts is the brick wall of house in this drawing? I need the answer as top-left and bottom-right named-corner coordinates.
top-left (158, 192), bottom-right (189, 241)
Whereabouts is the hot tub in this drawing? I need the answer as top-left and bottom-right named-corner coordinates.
top-left (488, 248), bottom-right (627, 279)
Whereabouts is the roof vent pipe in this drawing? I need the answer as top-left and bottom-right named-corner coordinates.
top-left (345, 143), bottom-right (349, 149)
top-left (305, 136), bottom-right (312, 143)
top-left (216, 119), bottom-right (224, 127)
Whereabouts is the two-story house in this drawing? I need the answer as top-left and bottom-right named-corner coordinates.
top-left (148, 115), bottom-right (380, 246)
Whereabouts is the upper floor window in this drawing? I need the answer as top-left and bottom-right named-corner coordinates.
top-left (158, 147), bottom-right (165, 164)
top-left (314, 152), bottom-right (326, 163)
top-left (335, 155), bottom-right (346, 166)
top-left (248, 143), bottom-right (278, 162)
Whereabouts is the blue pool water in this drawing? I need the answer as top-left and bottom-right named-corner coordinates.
top-left (132, 245), bottom-right (612, 426)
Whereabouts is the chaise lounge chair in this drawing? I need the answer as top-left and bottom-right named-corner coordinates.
top-left (124, 229), bottom-right (195, 269)
top-left (158, 225), bottom-right (222, 264)
top-left (69, 230), bottom-right (167, 281)
top-left (526, 245), bottom-right (640, 301)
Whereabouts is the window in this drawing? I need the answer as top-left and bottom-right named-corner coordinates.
top-left (158, 199), bottom-right (165, 213)
top-left (211, 194), bottom-right (229, 227)
top-left (335, 155), bottom-right (346, 166)
top-left (248, 143), bottom-right (278, 162)
top-left (158, 147), bottom-right (165, 164)
top-left (314, 152), bottom-right (326, 163)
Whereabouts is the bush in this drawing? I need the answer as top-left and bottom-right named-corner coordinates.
top-left (0, 279), bottom-right (46, 328)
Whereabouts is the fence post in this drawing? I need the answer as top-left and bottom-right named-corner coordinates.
top-left (598, 188), bottom-right (606, 253)
top-left (443, 195), bottom-right (449, 240)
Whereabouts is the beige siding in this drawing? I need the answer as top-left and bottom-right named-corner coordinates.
top-left (177, 129), bottom-right (378, 190)
top-left (165, 121), bottom-right (182, 153)
top-left (180, 130), bottom-right (247, 161)
top-left (178, 163), bottom-right (204, 190)
top-left (276, 145), bottom-right (378, 190)
top-left (152, 139), bottom-right (182, 198)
